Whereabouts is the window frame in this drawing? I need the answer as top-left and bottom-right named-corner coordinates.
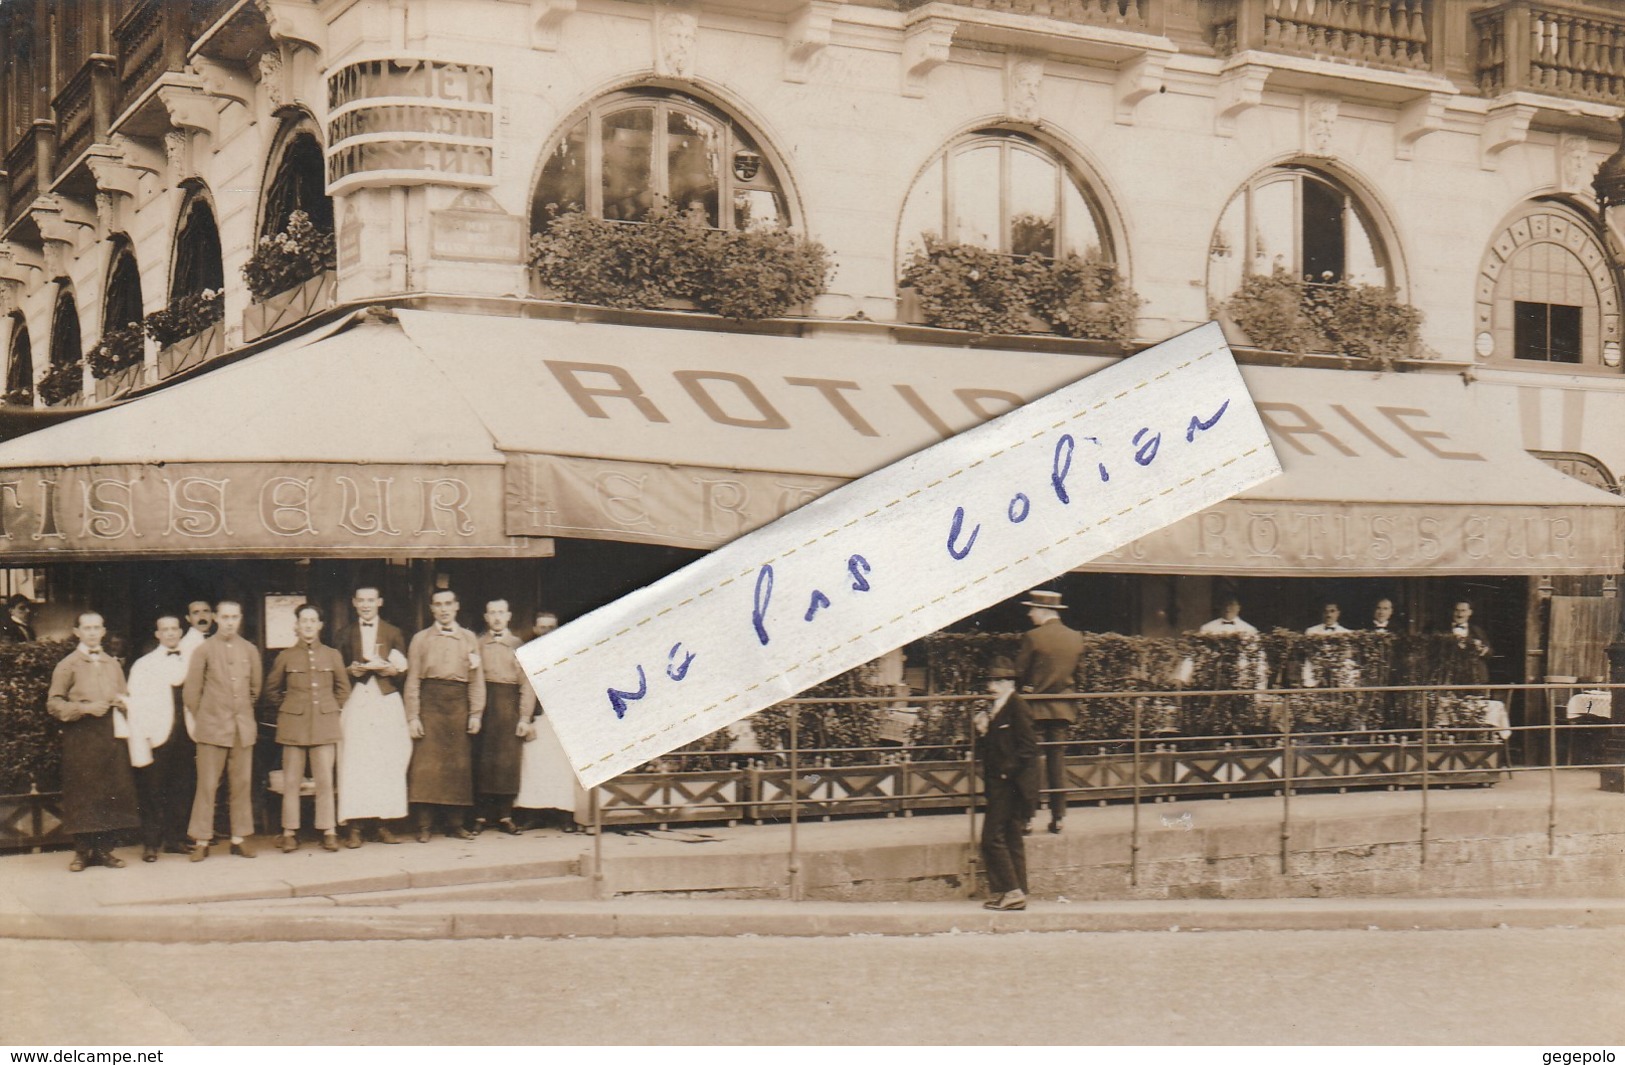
top-left (533, 90), bottom-right (792, 233)
top-left (905, 129), bottom-right (1116, 262)
top-left (49, 283), bottom-right (81, 368)
top-left (1215, 166), bottom-right (1391, 290)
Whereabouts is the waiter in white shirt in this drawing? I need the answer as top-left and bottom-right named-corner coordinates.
top-left (1198, 597), bottom-right (1258, 635)
top-left (124, 615), bottom-right (197, 861)
top-left (1304, 602), bottom-right (1351, 635)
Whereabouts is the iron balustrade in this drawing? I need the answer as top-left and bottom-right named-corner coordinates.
top-left (578, 682), bottom-right (1622, 899)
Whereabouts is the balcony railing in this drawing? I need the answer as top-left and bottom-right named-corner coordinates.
top-left (1474, 2), bottom-right (1625, 105)
top-left (3, 122), bottom-right (54, 232)
top-left (901, 0), bottom-right (1164, 35)
top-left (113, 0), bottom-right (193, 116)
top-left (51, 55), bottom-right (117, 175)
top-left (1211, 0), bottom-right (1432, 72)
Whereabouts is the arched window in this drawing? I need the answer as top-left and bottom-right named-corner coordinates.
top-left (104, 243), bottom-right (143, 336)
top-left (532, 91), bottom-right (789, 231)
top-left (260, 128), bottom-right (333, 239)
top-left (49, 285), bottom-right (81, 368)
top-left (1474, 204), bottom-right (1621, 369)
top-left (1208, 166), bottom-right (1388, 299)
top-left (5, 315), bottom-right (31, 402)
top-left (898, 130), bottom-right (1113, 260)
top-left (171, 192), bottom-right (224, 303)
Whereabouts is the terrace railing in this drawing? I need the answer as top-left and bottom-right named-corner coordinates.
top-left (899, 0), bottom-right (1164, 35)
top-left (1210, 0), bottom-right (1433, 72)
top-left (1474, 1), bottom-right (1625, 105)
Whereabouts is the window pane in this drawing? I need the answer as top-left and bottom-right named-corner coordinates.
top-left (1210, 192), bottom-right (1246, 298)
top-left (899, 156), bottom-right (944, 253)
top-left (1251, 176), bottom-right (1294, 277)
top-left (1549, 303), bottom-right (1582, 363)
top-left (668, 109), bottom-right (720, 228)
top-left (1344, 205), bottom-right (1385, 287)
top-left (1008, 147), bottom-right (1057, 257)
top-left (951, 144), bottom-right (1001, 250)
top-left (734, 189), bottom-right (783, 231)
top-left (535, 117), bottom-right (587, 223)
top-left (1514, 301), bottom-right (1547, 361)
top-left (1301, 177), bottom-right (1345, 282)
top-left (601, 107), bottom-right (655, 222)
top-left (1060, 177), bottom-right (1104, 261)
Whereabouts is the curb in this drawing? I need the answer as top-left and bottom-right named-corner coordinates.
top-left (4, 897), bottom-right (1623, 943)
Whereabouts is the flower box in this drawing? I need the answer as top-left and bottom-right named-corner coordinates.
top-left (242, 268), bottom-right (335, 342)
top-left (37, 362), bottom-right (85, 408)
top-left (92, 361), bottom-right (146, 401)
top-left (157, 321), bottom-right (225, 380)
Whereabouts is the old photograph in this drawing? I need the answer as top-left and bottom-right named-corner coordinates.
top-left (0, 0), bottom-right (1622, 1048)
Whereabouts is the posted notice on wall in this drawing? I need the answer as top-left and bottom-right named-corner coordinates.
top-left (518, 322), bottom-right (1282, 788)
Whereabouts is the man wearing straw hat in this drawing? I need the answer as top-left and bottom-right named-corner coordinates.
top-left (975, 656), bottom-right (1038, 911)
top-left (1014, 588), bottom-right (1083, 834)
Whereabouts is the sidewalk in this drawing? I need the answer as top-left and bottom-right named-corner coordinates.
top-left (1, 769), bottom-right (1620, 942)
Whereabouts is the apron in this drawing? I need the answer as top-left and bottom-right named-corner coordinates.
top-left (516, 713), bottom-right (581, 814)
top-left (336, 677), bottom-right (411, 821)
top-left (406, 678), bottom-right (473, 806)
top-left (476, 682), bottom-right (524, 795)
top-left (61, 712), bottom-right (140, 835)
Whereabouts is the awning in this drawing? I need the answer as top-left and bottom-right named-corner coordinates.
top-left (393, 310), bottom-right (1625, 577)
top-left (0, 312), bottom-right (550, 560)
top-left (0, 307), bottom-right (1617, 574)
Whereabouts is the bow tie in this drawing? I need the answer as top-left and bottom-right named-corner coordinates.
top-left (167, 650), bottom-right (182, 657)
top-left (1221, 620), bottom-right (1235, 626)
top-left (439, 627), bottom-right (457, 635)
top-left (362, 622), bottom-right (375, 628)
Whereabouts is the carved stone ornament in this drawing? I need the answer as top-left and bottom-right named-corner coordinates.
top-left (1006, 56), bottom-right (1044, 124)
top-left (95, 192), bottom-right (117, 236)
top-left (1304, 96), bottom-right (1337, 157)
top-left (164, 130), bottom-right (191, 183)
top-left (655, 6), bottom-right (699, 79)
top-left (1559, 135), bottom-right (1592, 196)
top-left (257, 50), bottom-right (286, 111)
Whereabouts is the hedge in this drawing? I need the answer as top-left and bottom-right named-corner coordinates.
top-left (0, 639), bottom-right (74, 794)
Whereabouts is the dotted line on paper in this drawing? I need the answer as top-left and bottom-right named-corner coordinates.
top-left (531, 347), bottom-right (1241, 772)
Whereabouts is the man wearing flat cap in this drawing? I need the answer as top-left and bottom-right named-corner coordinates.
top-left (1014, 589), bottom-right (1083, 834)
top-left (976, 656), bottom-right (1038, 911)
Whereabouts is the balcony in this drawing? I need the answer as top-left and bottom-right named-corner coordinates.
top-left (1473, 2), bottom-right (1625, 107)
top-left (900, 0), bottom-right (1164, 35)
top-left (51, 56), bottom-right (118, 177)
top-left (1210, 0), bottom-right (1433, 73)
top-left (113, 0), bottom-right (194, 120)
top-left (3, 122), bottom-right (55, 234)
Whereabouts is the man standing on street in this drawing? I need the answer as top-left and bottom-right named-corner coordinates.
top-left (976, 656), bottom-right (1038, 912)
top-left (179, 600), bottom-right (214, 656)
top-left (124, 615), bottom-right (195, 861)
top-left (404, 589), bottom-right (485, 842)
top-left (1014, 589), bottom-right (1083, 835)
top-left (334, 586), bottom-right (411, 847)
top-left (266, 604), bottom-right (350, 853)
top-left (183, 600), bottom-right (263, 860)
top-left (47, 611), bottom-right (139, 871)
top-left (473, 599), bottom-right (535, 835)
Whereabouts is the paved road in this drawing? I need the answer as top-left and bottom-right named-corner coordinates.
top-left (4, 927), bottom-right (1620, 1045)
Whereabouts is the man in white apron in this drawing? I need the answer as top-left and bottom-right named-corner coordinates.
top-left (333, 586), bottom-right (411, 847)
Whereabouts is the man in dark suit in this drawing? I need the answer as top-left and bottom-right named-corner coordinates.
top-left (976, 656), bottom-right (1038, 912)
top-left (1436, 600), bottom-right (1492, 687)
top-left (1014, 588), bottom-right (1084, 834)
top-left (0, 594), bottom-right (35, 642)
top-left (334, 586), bottom-right (412, 847)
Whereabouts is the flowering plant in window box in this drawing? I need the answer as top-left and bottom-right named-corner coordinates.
top-left (36, 360), bottom-right (83, 407)
top-left (1221, 268), bottom-right (1425, 369)
top-left (528, 207), bottom-right (831, 320)
top-left (144, 289), bottom-right (225, 347)
top-left (242, 211), bottom-right (336, 303)
top-left (898, 236), bottom-right (1142, 341)
top-left (86, 323), bottom-right (145, 378)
